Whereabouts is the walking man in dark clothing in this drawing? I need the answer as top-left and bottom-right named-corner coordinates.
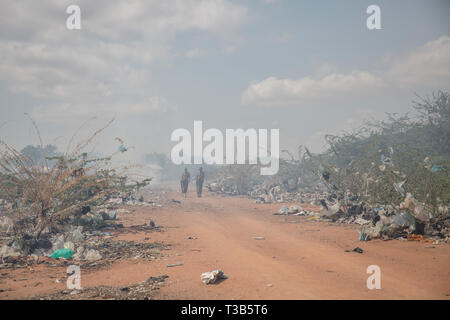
top-left (180, 168), bottom-right (190, 198)
top-left (196, 167), bottom-right (205, 198)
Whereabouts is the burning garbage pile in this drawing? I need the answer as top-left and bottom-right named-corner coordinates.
top-left (206, 162), bottom-right (326, 203)
top-left (205, 143), bottom-right (331, 203)
top-left (0, 121), bottom-right (163, 268)
top-left (313, 192), bottom-right (448, 241)
top-left (266, 187), bottom-right (448, 242)
top-left (206, 164), bottom-right (261, 196)
top-left (306, 92), bottom-right (450, 241)
top-left (0, 190), bottom-right (166, 267)
top-left (206, 164), bottom-right (449, 241)
top-left (207, 92), bottom-right (450, 241)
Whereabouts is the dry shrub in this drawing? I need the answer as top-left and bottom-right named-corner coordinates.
top-left (0, 117), bottom-right (148, 253)
top-left (309, 91), bottom-right (450, 213)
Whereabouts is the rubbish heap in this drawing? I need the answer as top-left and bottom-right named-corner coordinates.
top-left (207, 173), bottom-right (449, 242)
top-left (273, 192), bottom-right (449, 242)
top-left (0, 191), bottom-right (166, 266)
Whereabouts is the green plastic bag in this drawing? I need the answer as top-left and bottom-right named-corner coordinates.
top-left (50, 248), bottom-right (73, 259)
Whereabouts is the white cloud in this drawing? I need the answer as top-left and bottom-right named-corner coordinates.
top-left (186, 48), bottom-right (209, 58)
top-left (84, 0), bottom-right (248, 41)
top-left (30, 95), bottom-right (173, 124)
top-left (241, 36), bottom-right (450, 107)
top-left (241, 71), bottom-right (384, 107)
top-left (0, 0), bottom-right (248, 123)
top-left (386, 36), bottom-right (450, 87)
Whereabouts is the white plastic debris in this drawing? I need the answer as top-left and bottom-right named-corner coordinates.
top-left (399, 193), bottom-right (430, 222)
top-left (278, 205), bottom-right (289, 215)
top-left (64, 241), bottom-right (74, 251)
top-left (0, 245), bottom-right (21, 258)
top-left (321, 202), bottom-right (341, 217)
top-left (84, 249), bottom-right (102, 261)
top-left (393, 179), bottom-right (407, 195)
top-left (288, 205), bottom-right (302, 214)
top-left (107, 198), bottom-right (122, 205)
top-left (166, 262), bottom-right (183, 268)
top-left (201, 269), bottom-right (227, 284)
top-left (393, 212), bottom-right (416, 231)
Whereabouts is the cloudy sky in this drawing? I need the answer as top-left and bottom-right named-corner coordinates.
top-left (1, 0), bottom-right (449, 161)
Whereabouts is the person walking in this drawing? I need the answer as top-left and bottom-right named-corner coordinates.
top-left (196, 167), bottom-right (205, 197)
top-left (180, 168), bottom-right (190, 198)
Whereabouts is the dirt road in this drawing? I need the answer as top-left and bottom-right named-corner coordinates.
top-left (144, 190), bottom-right (450, 299)
top-left (1, 189), bottom-right (449, 299)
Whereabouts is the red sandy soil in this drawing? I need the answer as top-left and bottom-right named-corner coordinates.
top-left (1, 189), bottom-right (449, 299)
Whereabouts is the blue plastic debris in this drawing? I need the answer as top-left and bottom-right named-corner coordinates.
top-left (430, 165), bottom-right (443, 173)
top-left (50, 248), bottom-right (73, 259)
top-left (357, 230), bottom-right (370, 241)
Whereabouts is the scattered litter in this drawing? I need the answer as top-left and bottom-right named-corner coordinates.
top-left (166, 262), bottom-right (183, 268)
top-left (84, 249), bottom-right (102, 262)
top-left (0, 245), bottom-right (21, 258)
top-left (201, 269), bottom-right (227, 284)
top-left (407, 234), bottom-right (424, 241)
top-left (430, 165), bottom-right (443, 173)
top-left (288, 205), bottom-right (302, 214)
top-left (393, 179), bottom-right (407, 195)
top-left (50, 248), bottom-right (73, 259)
top-left (357, 230), bottom-right (370, 241)
top-left (277, 206), bottom-right (289, 215)
top-left (253, 237), bottom-right (265, 240)
top-left (69, 229), bottom-right (85, 243)
top-left (393, 212), bottom-right (416, 231)
top-left (34, 275), bottom-right (169, 300)
top-left (352, 247), bottom-right (364, 254)
top-left (205, 165), bottom-right (449, 242)
top-left (321, 202), bottom-right (341, 217)
top-left (102, 211), bottom-right (117, 220)
top-left (64, 242), bottom-right (74, 251)
top-left (146, 275), bottom-right (169, 283)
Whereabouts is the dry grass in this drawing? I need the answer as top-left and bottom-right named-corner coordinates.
top-left (0, 117), bottom-right (141, 253)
